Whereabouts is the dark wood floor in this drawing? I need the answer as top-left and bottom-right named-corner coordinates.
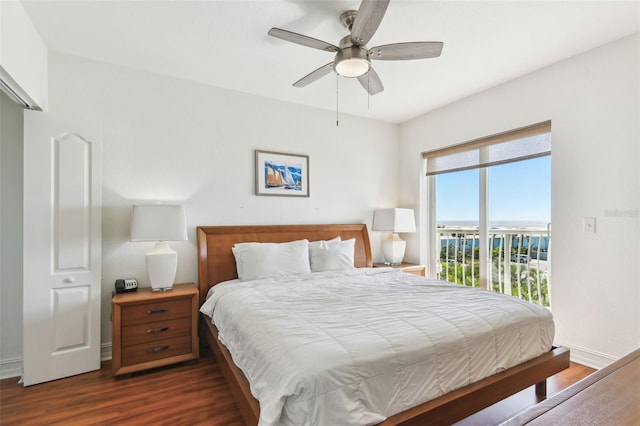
top-left (0, 353), bottom-right (594, 426)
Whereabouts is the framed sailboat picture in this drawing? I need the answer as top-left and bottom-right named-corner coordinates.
top-left (255, 150), bottom-right (309, 197)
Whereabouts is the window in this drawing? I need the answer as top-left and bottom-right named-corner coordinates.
top-left (423, 121), bottom-right (552, 306)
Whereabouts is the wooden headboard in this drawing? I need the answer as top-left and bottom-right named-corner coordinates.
top-left (196, 224), bottom-right (372, 305)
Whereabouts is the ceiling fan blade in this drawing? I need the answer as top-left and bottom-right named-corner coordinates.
top-left (369, 42), bottom-right (444, 60)
top-left (293, 62), bottom-right (334, 88)
top-left (268, 28), bottom-right (339, 52)
top-left (350, 0), bottom-right (390, 46)
top-left (357, 67), bottom-right (384, 95)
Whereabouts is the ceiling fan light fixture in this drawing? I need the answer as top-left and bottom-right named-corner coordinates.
top-left (333, 46), bottom-right (370, 78)
top-left (335, 58), bottom-right (370, 77)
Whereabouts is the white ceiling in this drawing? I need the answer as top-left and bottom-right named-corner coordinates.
top-left (21, 0), bottom-right (639, 123)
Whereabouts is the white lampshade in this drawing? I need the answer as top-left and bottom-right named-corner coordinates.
top-left (372, 208), bottom-right (416, 265)
top-left (372, 208), bottom-right (416, 233)
top-left (130, 204), bottom-right (188, 242)
top-left (130, 204), bottom-right (187, 291)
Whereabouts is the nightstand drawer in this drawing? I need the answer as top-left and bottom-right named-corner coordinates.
top-left (121, 335), bottom-right (192, 366)
top-left (121, 299), bottom-right (191, 325)
top-left (122, 317), bottom-right (191, 347)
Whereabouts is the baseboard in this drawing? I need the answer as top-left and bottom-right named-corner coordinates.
top-left (0, 344), bottom-right (113, 381)
top-left (101, 342), bottom-right (112, 362)
top-left (559, 342), bottom-right (618, 369)
top-left (0, 357), bottom-right (23, 381)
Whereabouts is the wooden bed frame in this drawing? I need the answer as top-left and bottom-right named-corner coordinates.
top-left (196, 224), bottom-right (570, 425)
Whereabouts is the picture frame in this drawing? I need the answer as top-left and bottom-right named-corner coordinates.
top-left (255, 150), bottom-right (309, 197)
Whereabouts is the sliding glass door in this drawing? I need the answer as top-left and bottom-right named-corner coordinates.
top-left (423, 122), bottom-right (552, 307)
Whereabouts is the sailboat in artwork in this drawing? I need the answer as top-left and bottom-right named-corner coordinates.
top-left (283, 164), bottom-right (297, 189)
top-left (266, 164), bottom-right (284, 187)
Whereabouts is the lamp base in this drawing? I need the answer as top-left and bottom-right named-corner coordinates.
top-left (146, 241), bottom-right (177, 291)
top-left (381, 234), bottom-right (406, 265)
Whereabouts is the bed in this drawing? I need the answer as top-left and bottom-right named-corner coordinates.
top-left (196, 224), bottom-right (569, 425)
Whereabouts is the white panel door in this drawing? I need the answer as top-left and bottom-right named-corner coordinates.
top-left (23, 111), bottom-right (102, 386)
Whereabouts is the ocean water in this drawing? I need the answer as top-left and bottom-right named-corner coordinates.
top-left (438, 220), bottom-right (551, 259)
top-left (438, 220), bottom-right (550, 229)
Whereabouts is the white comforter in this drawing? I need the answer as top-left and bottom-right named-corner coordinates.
top-left (200, 268), bottom-right (554, 426)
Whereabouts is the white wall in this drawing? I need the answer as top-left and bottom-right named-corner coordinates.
top-left (43, 52), bottom-right (400, 352)
top-left (0, 0), bottom-right (48, 110)
top-left (399, 35), bottom-right (640, 367)
top-left (0, 91), bottom-right (24, 378)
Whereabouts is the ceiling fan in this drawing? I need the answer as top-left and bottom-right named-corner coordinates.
top-left (268, 0), bottom-right (443, 96)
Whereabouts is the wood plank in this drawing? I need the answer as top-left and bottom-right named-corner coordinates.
top-left (0, 354), bottom-right (243, 425)
top-left (0, 353), bottom-right (593, 425)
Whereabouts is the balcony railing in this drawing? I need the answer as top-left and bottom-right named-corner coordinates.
top-left (437, 226), bottom-right (551, 307)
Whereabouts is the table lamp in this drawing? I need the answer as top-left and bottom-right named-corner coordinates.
top-left (130, 204), bottom-right (188, 291)
top-left (372, 208), bottom-right (416, 265)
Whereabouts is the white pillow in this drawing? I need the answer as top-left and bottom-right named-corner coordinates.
top-left (309, 236), bottom-right (341, 262)
top-left (309, 238), bottom-right (356, 272)
top-left (232, 239), bottom-right (311, 281)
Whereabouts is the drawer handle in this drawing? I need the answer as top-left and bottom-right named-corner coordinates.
top-left (148, 345), bottom-right (169, 353)
top-left (146, 327), bottom-right (169, 334)
top-left (146, 308), bottom-right (169, 315)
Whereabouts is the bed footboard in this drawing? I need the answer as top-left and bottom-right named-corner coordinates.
top-left (202, 313), bottom-right (569, 426)
top-left (380, 346), bottom-right (570, 425)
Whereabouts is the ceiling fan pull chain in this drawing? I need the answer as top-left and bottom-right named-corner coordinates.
top-left (336, 75), bottom-right (339, 127)
top-left (368, 72), bottom-right (371, 109)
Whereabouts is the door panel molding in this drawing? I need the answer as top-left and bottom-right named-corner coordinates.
top-left (52, 286), bottom-right (90, 353)
top-left (53, 133), bottom-right (92, 272)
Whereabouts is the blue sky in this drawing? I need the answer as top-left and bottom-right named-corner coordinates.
top-left (436, 156), bottom-right (551, 223)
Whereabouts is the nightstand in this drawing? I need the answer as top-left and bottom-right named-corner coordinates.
top-left (112, 283), bottom-right (199, 376)
top-left (373, 262), bottom-right (426, 276)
